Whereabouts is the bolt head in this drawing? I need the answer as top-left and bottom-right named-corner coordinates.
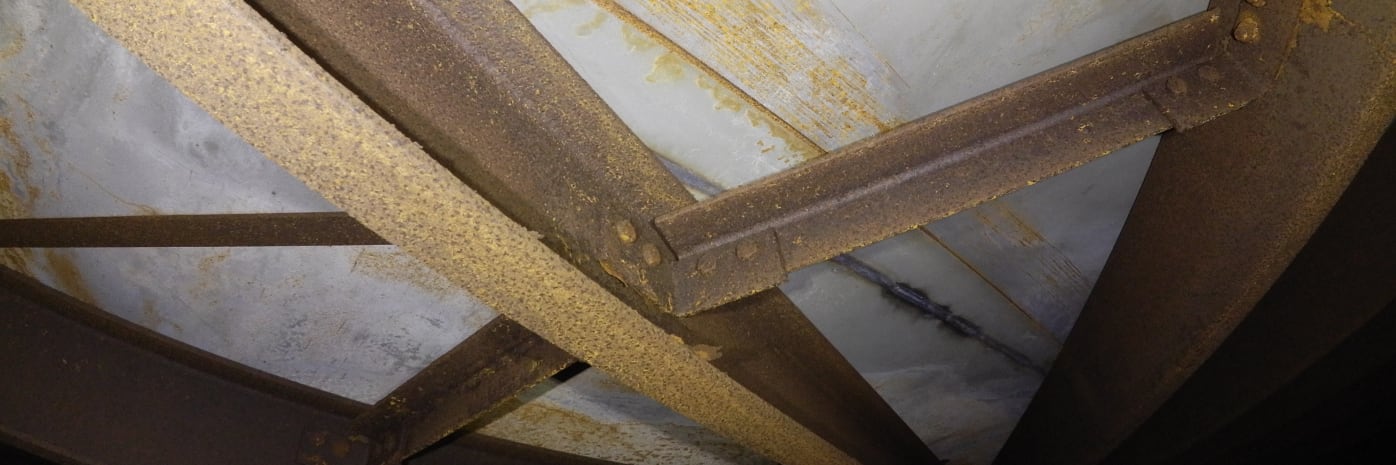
top-left (1233, 13), bottom-right (1261, 44)
top-left (1166, 76), bottom-right (1189, 95)
top-left (613, 219), bottom-right (637, 244)
top-left (640, 243), bottom-right (663, 267)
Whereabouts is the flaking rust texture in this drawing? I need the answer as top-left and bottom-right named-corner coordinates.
top-left (67, 1), bottom-right (857, 464)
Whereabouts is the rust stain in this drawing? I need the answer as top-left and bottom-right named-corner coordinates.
top-left (198, 249), bottom-right (231, 273)
top-left (0, 20), bottom-right (22, 63)
top-left (574, 11), bottom-right (608, 36)
top-left (0, 115), bottom-right (35, 204)
top-left (613, 0), bottom-right (902, 146)
top-left (596, 0), bottom-right (823, 163)
top-left (645, 52), bottom-right (685, 83)
top-left (43, 249), bottom-right (96, 305)
top-left (517, 0), bottom-right (585, 18)
top-left (694, 74), bottom-right (821, 164)
top-left (1299, 0), bottom-right (1338, 32)
top-left (0, 114), bottom-right (35, 273)
top-left (141, 299), bottom-right (159, 327)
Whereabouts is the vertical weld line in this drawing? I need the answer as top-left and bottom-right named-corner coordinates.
top-left (588, 0), bottom-right (825, 157)
top-left (918, 226), bottom-right (1065, 346)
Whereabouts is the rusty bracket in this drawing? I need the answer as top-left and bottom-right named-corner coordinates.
top-left (652, 2), bottom-right (1301, 315)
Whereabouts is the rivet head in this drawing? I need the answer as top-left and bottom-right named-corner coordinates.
top-left (1198, 65), bottom-right (1223, 82)
top-left (613, 219), bottom-right (636, 244)
top-left (1166, 76), bottom-right (1189, 95)
top-left (696, 254), bottom-right (719, 276)
top-left (640, 243), bottom-right (663, 267)
top-left (736, 241), bottom-right (759, 261)
top-left (1233, 11), bottom-right (1261, 44)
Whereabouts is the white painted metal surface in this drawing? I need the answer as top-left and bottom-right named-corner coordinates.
top-left (0, 0), bottom-right (1204, 463)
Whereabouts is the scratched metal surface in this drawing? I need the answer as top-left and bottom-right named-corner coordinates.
top-left (0, 0), bottom-right (1203, 464)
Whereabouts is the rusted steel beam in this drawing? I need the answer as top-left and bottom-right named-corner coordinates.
top-left (652, 9), bottom-right (1272, 315)
top-left (354, 318), bottom-right (575, 464)
top-left (0, 266), bottom-right (619, 465)
top-left (0, 213), bottom-right (384, 247)
top-left (72, 1), bottom-right (866, 464)
top-left (0, 209), bottom-right (582, 463)
top-left (246, 1), bottom-right (935, 464)
top-left (995, 1), bottom-right (1396, 464)
top-left (1107, 108), bottom-right (1396, 465)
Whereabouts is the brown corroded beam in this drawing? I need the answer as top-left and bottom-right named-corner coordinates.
top-left (996, 1), bottom-right (1396, 463)
top-left (246, 1), bottom-right (936, 463)
top-left (68, 1), bottom-right (859, 464)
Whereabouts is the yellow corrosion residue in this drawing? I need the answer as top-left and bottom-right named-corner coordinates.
top-left (574, 11), bottom-right (608, 36)
top-left (0, 115), bottom-right (33, 273)
top-left (516, 0), bottom-right (585, 18)
top-left (69, 1), bottom-right (856, 464)
top-left (693, 73), bottom-right (821, 164)
top-left (644, 52), bottom-right (685, 83)
top-left (44, 249), bottom-right (96, 305)
top-left (612, 0), bottom-right (902, 148)
top-left (597, 0), bottom-right (824, 163)
top-left (1299, 0), bottom-right (1338, 32)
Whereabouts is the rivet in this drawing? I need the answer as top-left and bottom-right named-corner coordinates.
top-left (736, 241), bottom-right (759, 261)
top-left (613, 219), bottom-right (636, 244)
top-left (640, 243), bottom-right (663, 267)
top-left (1198, 65), bottom-right (1223, 82)
top-left (1246, 0), bottom-right (1266, 6)
top-left (1166, 76), bottom-right (1189, 95)
top-left (1233, 11), bottom-right (1261, 44)
top-left (696, 254), bottom-right (719, 276)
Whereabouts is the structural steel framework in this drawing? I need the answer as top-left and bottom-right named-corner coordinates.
top-left (1, 0), bottom-right (1393, 464)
